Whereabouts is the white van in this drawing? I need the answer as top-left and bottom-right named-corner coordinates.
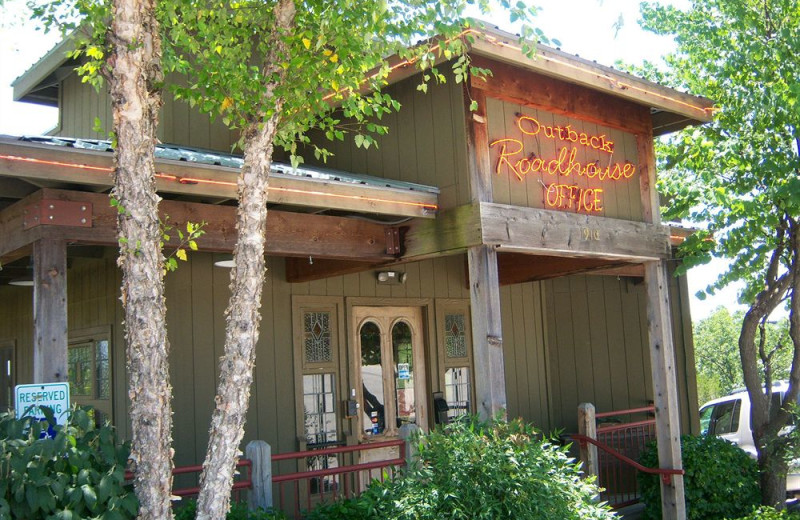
top-left (699, 381), bottom-right (800, 493)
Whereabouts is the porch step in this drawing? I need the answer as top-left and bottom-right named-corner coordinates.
top-left (616, 502), bottom-right (644, 519)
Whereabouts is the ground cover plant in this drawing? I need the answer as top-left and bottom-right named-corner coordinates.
top-left (0, 407), bottom-right (136, 520)
top-left (639, 434), bottom-right (760, 519)
top-left (306, 416), bottom-right (615, 520)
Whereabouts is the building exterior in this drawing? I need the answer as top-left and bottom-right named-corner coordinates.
top-left (0, 26), bottom-right (712, 517)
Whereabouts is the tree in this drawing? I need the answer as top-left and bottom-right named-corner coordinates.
top-left (30, 0), bottom-right (541, 518)
top-left (694, 307), bottom-right (792, 405)
top-left (639, 0), bottom-right (800, 507)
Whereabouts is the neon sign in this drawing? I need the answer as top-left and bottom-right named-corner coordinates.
top-left (489, 115), bottom-right (637, 214)
top-left (516, 115), bottom-right (614, 153)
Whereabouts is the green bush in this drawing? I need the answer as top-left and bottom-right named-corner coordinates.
top-left (307, 416), bottom-right (615, 520)
top-left (639, 434), bottom-right (760, 520)
top-left (725, 506), bottom-right (800, 520)
top-left (0, 407), bottom-right (137, 519)
top-left (174, 499), bottom-right (287, 519)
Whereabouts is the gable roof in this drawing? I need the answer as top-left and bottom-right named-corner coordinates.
top-left (13, 25), bottom-right (713, 134)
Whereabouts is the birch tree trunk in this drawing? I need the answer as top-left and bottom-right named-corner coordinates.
top-left (109, 0), bottom-right (173, 518)
top-left (196, 1), bottom-right (295, 517)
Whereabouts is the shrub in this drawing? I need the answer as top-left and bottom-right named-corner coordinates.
top-left (0, 407), bottom-right (137, 519)
top-left (174, 499), bottom-right (287, 519)
top-left (307, 416), bottom-right (615, 520)
top-left (639, 434), bottom-right (760, 520)
top-left (725, 506), bottom-right (800, 520)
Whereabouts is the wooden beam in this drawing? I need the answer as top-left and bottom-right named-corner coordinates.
top-left (285, 258), bottom-right (383, 283)
top-left (402, 204), bottom-right (482, 260)
top-left (0, 189), bottom-right (396, 263)
top-left (0, 138), bottom-right (438, 219)
top-left (480, 202), bottom-right (671, 261)
top-left (645, 260), bottom-right (686, 520)
top-left (496, 252), bottom-right (641, 285)
top-left (470, 56), bottom-right (651, 135)
top-left (33, 238), bottom-right (68, 383)
top-left (468, 245), bottom-right (507, 420)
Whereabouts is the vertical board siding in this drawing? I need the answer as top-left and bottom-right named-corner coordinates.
top-left (56, 73), bottom-right (239, 152)
top-left (542, 274), bottom-right (693, 434)
top-left (298, 76), bottom-right (469, 210)
top-left (485, 97), bottom-right (643, 221)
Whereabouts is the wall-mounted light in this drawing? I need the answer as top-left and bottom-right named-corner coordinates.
top-left (213, 254), bottom-right (235, 268)
top-left (376, 271), bottom-right (407, 285)
top-left (9, 277), bottom-right (34, 287)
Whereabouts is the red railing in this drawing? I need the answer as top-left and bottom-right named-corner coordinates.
top-left (124, 459), bottom-right (252, 499)
top-left (271, 439), bottom-right (406, 518)
top-left (574, 406), bottom-right (664, 508)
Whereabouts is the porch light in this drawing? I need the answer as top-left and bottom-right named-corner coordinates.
top-left (213, 254), bottom-right (235, 268)
top-left (376, 271), bottom-right (406, 285)
top-left (8, 277), bottom-right (34, 287)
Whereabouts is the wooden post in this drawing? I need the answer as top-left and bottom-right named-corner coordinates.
top-left (577, 403), bottom-right (599, 479)
top-left (468, 245), bottom-right (507, 420)
top-left (464, 87), bottom-right (508, 421)
top-left (246, 440), bottom-right (273, 511)
top-left (399, 423), bottom-right (420, 469)
top-left (645, 260), bottom-right (686, 520)
top-left (33, 238), bottom-right (68, 383)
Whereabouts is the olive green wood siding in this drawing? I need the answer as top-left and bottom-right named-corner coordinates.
top-left (0, 250), bottom-right (697, 463)
top-left (543, 273), bottom-right (697, 434)
top-left (55, 71), bottom-right (469, 208)
top-left (486, 97), bottom-right (643, 221)
top-left (57, 73), bottom-right (239, 152)
top-left (499, 281), bottom-right (551, 430)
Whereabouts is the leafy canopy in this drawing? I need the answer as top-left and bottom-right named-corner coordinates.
top-left (30, 0), bottom-right (544, 166)
top-left (694, 307), bottom-right (793, 404)
top-left (639, 0), bottom-right (800, 303)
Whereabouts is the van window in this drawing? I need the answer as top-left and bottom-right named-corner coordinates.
top-left (699, 406), bottom-right (713, 435)
top-left (710, 399), bottom-right (741, 435)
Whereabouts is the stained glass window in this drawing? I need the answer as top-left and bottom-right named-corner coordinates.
top-left (445, 313), bottom-right (467, 359)
top-left (304, 311), bottom-right (332, 364)
top-left (68, 344), bottom-right (93, 396)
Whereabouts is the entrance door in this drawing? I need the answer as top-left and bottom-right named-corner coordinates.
top-left (351, 306), bottom-right (427, 476)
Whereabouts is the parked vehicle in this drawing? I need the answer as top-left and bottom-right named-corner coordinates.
top-left (699, 381), bottom-right (800, 494)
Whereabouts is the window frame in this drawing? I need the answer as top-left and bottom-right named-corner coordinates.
top-left (67, 326), bottom-right (113, 424)
top-left (435, 300), bottom-right (475, 420)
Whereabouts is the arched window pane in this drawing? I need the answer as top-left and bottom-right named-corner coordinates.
top-left (393, 321), bottom-right (415, 426)
top-left (360, 321), bottom-right (384, 435)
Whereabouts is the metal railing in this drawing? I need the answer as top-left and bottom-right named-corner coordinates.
top-left (574, 405), bottom-right (673, 508)
top-left (272, 438), bottom-right (406, 518)
top-left (124, 458), bottom-right (253, 499)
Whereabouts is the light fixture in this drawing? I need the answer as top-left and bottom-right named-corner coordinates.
top-left (213, 254), bottom-right (235, 268)
top-left (9, 277), bottom-right (34, 287)
top-left (376, 271), bottom-right (407, 285)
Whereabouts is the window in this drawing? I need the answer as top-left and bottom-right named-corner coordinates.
top-left (293, 297), bottom-right (345, 495)
top-left (68, 330), bottom-right (112, 425)
top-left (436, 302), bottom-right (474, 420)
top-left (709, 400), bottom-right (741, 435)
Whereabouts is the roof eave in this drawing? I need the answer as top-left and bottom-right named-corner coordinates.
top-left (12, 35), bottom-right (77, 106)
top-left (461, 27), bottom-right (713, 132)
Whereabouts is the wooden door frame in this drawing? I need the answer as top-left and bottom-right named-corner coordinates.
top-left (345, 298), bottom-right (436, 434)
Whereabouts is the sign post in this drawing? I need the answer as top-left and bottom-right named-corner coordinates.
top-left (14, 382), bottom-right (71, 426)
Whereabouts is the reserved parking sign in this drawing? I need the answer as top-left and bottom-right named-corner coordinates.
top-left (14, 382), bottom-right (71, 425)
